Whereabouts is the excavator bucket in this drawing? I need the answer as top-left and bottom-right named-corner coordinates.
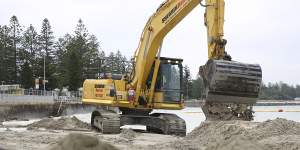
top-left (200, 59), bottom-right (262, 104)
top-left (200, 60), bottom-right (262, 121)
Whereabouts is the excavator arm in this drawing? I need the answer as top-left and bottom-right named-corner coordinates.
top-left (129, 0), bottom-right (200, 104)
top-left (129, 0), bottom-right (262, 120)
top-left (204, 0), bottom-right (227, 59)
top-left (83, 0), bottom-right (262, 125)
top-left (129, 0), bottom-right (227, 102)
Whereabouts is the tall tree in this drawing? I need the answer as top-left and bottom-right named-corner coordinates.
top-left (38, 18), bottom-right (56, 90)
top-left (0, 25), bottom-right (14, 84)
top-left (183, 65), bottom-right (192, 99)
top-left (74, 19), bottom-right (89, 56)
top-left (67, 49), bottom-right (81, 91)
top-left (20, 61), bottom-right (33, 88)
top-left (106, 52), bottom-right (115, 73)
top-left (115, 50), bottom-right (127, 74)
top-left (83, 35), bottom-right (100, 79)
top-left (0, 25), bottom-right (4, 83)
top-left (9, 16), bottom-right (22, 83)
top-left (20, 24), bottom-right (39, 80)
top-left (63, 19), bottom-right (102, 90)
top-left (190, 76), bottom-right (204, 99)
top-left (54, 34), bottom-right (72, 88)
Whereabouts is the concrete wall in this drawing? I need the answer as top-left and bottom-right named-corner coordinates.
top-left (0, 104), bottom-right (56, 121)
top-left (0, 95), bottom-right (54, 105)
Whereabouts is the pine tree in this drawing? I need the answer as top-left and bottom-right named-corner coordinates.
top-left (20, 61), bottom-right (33, 88)
top-left (183, 65), bottom-right (192, 99)
top-left (38, 18), bottom-right (56, 90)
top-left (83, 35), bottom-right (100, 79)
top-left (98, 51), bottom-right (106, 76)
top-left (106, 52), bottom-right (115, 73)
top-left (54, 34), bottom-right (72, 88)
top-left (115, 50), bottom-right (127, 74)
top-left (190, 76), bottom-right (204, 99)
top-left (0, 25), bottom-right (4, 83)
top-left (0, 25), bottom-right (15, 84)
top-left (20, 24), bottom-right (39, 79)
top-left (74, 19), bottom-right (89, 56)
top-left (9, 15), bottom-right (22, 83)
top-left (67, 49), bottom-right (81, 91)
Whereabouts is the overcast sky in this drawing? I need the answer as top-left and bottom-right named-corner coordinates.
top-left (1, 0), bottom-right (300, 85)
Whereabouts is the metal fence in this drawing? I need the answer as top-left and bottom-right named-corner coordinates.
top-left (0, 89), bottom-right (82, 104)
top-left (54, 91), bottom-right (81, 103)
top-left (0, 89), bottom-right (55, 96)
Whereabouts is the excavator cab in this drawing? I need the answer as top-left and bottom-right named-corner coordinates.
top-left (149, 57), bottom-right (183, 104)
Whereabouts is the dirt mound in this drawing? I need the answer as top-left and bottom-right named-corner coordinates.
top-left (48, 133), bottom-right (118, 150)
top-left (152, 118), bottom-right (300, 150)
top-left (120, 129), bottom-right (137, 140)
top-left (206, 135), bottom-right (264, 150)
top-left (249, 118), bottom-right (300, 140)
top-left (27, 116), bottom-right (91, 131)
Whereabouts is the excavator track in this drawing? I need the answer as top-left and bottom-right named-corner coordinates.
top-left (91, 109), bottom-right (120, 134)
top-left (147, 113), bottom-right (186, 136)
top-left (120, 112), bottom-right (186, 136)
top-left (200, 59), bottom-right (262, 121)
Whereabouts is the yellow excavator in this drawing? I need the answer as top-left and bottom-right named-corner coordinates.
top-left (82, 0), bottom-right (262, 136)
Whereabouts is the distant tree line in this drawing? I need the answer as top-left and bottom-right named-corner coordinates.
top-left (182, 65), bottom-right (205, 100)
top-left (0, 16), bottom-right (128, 91)
top-left (1, 16), bottom-right (299, 100)
top-left (259, 82), bottom-right (300, 100)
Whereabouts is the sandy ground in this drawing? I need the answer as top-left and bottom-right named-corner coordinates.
top-left (0, 127), bottom-right (179, 150)
top-left (0, 117), bottom-right (300, 150)
top-left (1, 107), bottom-right (300, 150)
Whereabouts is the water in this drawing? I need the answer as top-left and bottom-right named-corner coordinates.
top-left (254, 106), bottom-right (300, 122)
top-left (2, 106), bottom-right (300, 133)
top-left (152, 106), bottom-right (300, 133)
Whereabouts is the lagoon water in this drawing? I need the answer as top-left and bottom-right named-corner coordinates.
top-left (254, 106), bottom-right (300, 122)
top-left (151, 106), bottom-right (300, 133)
top-left (2, 106), bottom-right (300, 133)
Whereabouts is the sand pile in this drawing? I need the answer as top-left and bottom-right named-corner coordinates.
top-left (48, 133), bottom-right (118, 150)
top-left (151, 118), bottom-right (300, 150)
top-left (120, 129), bottom-right (138, 140)
top-left (27, 116), bottom-right (91, 131)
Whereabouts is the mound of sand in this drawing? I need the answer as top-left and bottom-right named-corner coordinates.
top-left (48, 133), bottom-right (118, 150)
top-left (27, 116), bottom-right (91, 131)
top-left (120, 129), bottom-right (138, 140)
top-left (151, 118), bottom-right (300, 150)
